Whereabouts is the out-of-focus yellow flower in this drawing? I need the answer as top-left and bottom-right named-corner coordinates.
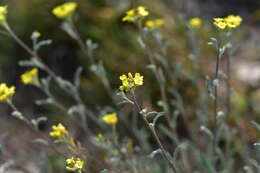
top-left (119, 73), bottom-right (143, 92)
top-left (188, 17), bottom-right (202, 29)
top-left (0, 6), bottom-right (7, 25)
top-left (66, 157), bottom-right (85, 172)
top-left (102, 113), bottom-right (118, 125)
top-left (66, 157), bottom-right (76, 165)
top-left (49, 123), bottom-right (68, 140)
top-left (213, 18), bottom-right (227, 29)
top-left (21, 68), bottom-right (39, 86)
top-left (52, 2), bottom-right (77, 19)
top-left (122, 6), bottom-right (149, 22)
top-left (145, 18), bottom-right (164, 29)
top-left (225, 15), bottom-right (243, 29)
top-left (213, 15), bottom-right (242, 30)
top-left (137, 6), bottom-right (149, 17)
top-left (0, 83), bottom-right (15, 102)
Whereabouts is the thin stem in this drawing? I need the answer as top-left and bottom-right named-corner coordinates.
top-left (212, 42), bottom-right (220, 168)
top-left (131, 90), bottom-right (177, 173)
top-left (68, 18), bottom-right (95, 64)
top-left (3, 23), bottom-right (57, 78)
top-left (3, 23), bottom-right (102, 130)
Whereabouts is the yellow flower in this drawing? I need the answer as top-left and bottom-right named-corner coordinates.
top-left (21, 68), bottom-right (39, 86)
top-left (145, 19), bottom-right (164, 29)
top-left (0, 83), bottom-right (15, 102)
top-left (49, 123), bottom-right (68, 139)
top-left (66, 157), bottom-right (85, 172)
top-left (188, 17), bottom-right (202, 29)
top-left (66, 157), bottom-right (76, 165)
top-left (133, 73), bottom-right (144, 85)
top-left (74, 160), bottom-right (84, 169)
top-left (119, 72), bottom-right (144, 92)
top-left (213, 18), bottom-right (227, 30)
top-left (102, 113), bottom-right (118, 125)
top-left (137, 6), bottom-right (149, 17)
top-left (52, 2), bottom-right (77, 19)
top-left (213, 15), bottom-right (242, 30)
top-left (0, 6), bottom-right (7, 25)
top-left (225, 15), bottom-right (242, 29)
top-left (122, 6), bottom-right (149, 23)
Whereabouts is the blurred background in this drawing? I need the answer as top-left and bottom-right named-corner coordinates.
top-left (0, 0), bottom-right (260, 172)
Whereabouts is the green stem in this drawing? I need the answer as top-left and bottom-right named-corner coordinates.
top-left (131, 90), bottom-right (177, 173)
top-left (212, 41), bottom-right (221, 168)
top-left (3, 23), bottom-right (103, 130)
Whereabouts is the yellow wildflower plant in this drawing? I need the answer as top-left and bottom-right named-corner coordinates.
top-left (145, 18), bottom-right (165, 29)
top-left (102, 113), bottom-right (118, 125)
top-left (21, 68), bottom-right (40, 86)
top-left (49, 123), bottom-right (68, 140)
top-left (0, 6), bottom-right (7, 25)
top-left (52, 2), bottom-right (77, 19)
top-left (119, 72), bottom-right (144, 92)
top-left (0, 83), bottom-right (15, 102)
top-left (66, 157), bottom-right (85, 172)
top-left (122, 6), bottom-right (149, 23)
top-left (213, 15), bottom-right (242, 30)
top-left (188, 17), bottom-right (202, 29)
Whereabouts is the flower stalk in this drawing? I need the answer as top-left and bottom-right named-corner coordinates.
top-left (130, 90), bottom-right (178, 173)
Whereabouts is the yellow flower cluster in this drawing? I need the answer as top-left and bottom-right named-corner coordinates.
top-left (213, 15), bottom-right (242, 30)
top-left (0, 6), bottom-right (7, 25)
top-left (52, 2), bottom-right (77, 19)
top-left (145, 18), bottom-right (164, 29)
top-left (119, 73), bottom-right (143, 92)
top-left (66, 157), bottom-right (85, 172)
top-left (122, 6), bottom-right (149, 22)
top-left (102, 113), bottom-right (118, 125)
top-left (0, 83), bottom-right (15, 102)
top-left (49, 123), bottom-right (68, 140)
top-left (188, 17), bottom-right (202, 29)
top-left (21, 68), bottom-right (39, 86)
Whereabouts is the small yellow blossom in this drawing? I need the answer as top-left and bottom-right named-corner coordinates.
top-left (102, 113), bottom-right (118, 125)
top-left (0, 6), bottom-right (7, 25)
top-left (0, 83), bottom-right (15, 102)
top-left (225, 15), bottom-right (243, 29)
top-left (188, 17), bottom-right (202, 29)
top-left (213, 15), bottom-right (242, 30)
top-left (145, 19), bottom-right (164, 29)
top-left (66, 157), bottom-right (85, 172)
top-left (66, 157), bottom-right (76, 165)
top-left (137, 6), bottom-right (149, 17)
top-left (119, 72), bottom-right (143, 92)
top-left (122, 6), bottom-right (149, 22)
top-left (213, 18), bottom-right (227, 29)
top-left (21, 68), bottom-right (39, 86)
top-left (49, 123), bottom-right (68, 140)
top-left (52, 2), bottom-right (77, 19)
